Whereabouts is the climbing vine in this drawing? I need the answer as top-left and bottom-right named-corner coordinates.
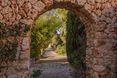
top-left (66, 12), bottom-right (86, 70)
top-left (0, 22), bottom-right (30, 63)
top-left (0, 40), bottom-right (18, 62)
top-left (0, 22), bottom-right (30, 38)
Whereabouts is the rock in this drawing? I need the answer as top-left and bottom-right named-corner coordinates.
top-left (21, 37), bottom-right (30, 51)
top-left (7, 75), bottom-right (17, 78)
top-left (33, 1), bottom-right (45, 12)
top-left (0, 13), bottom-right (3, 20)
top-left (93, 72), bottom-right (99, 78)
top-left (93, 65), bottom-right (106, 72)
top-left (77, 0), bottom-right (86, 5)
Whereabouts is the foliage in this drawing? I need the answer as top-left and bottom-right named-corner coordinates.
top-left (0, 22), bottom-right (30, 39)
top-left (31, 70), bottom-right (42, 78)
top-left (0, 40), bottom-right (18, 62)
top-left (50, 9), bottom-right (68, 55)
top-left (30, 9), bottom-right (67, 58)
top-left (66, 12), bottom-right (86, 69)
top-left (31, 9), bottom-right (87, 70)
top-left (55, 44), bottom-right (66, 55)
top-left (0, 22), bottom-right (29, 62)
top-left (31, 9), bottom-right (61, 57)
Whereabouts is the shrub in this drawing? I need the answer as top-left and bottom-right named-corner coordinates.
top-left (56, 44), bottom-right (66, 55)
top-left (31, 70), bottom-right (42, 78)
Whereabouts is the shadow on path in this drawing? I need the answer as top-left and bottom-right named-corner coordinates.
top-left (31, 55), bottom-right (73, 78)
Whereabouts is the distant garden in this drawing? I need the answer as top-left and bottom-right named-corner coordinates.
top-left (30, 8), bottom-right (86, 70)
top-left (30, 9), bottom-right (68, 59)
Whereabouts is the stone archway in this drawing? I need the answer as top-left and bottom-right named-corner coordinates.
top-left (0, 0), bottom-right (116, 78)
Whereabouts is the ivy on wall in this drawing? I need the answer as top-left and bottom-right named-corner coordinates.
top-left (0, 22), bottom-right (30, 39)
top-left (0, 40), bottom-right (18, 62)
top-left (0, 22), bottom-right (30, 63)
top-left (66, 12), bottom-right (86, 75)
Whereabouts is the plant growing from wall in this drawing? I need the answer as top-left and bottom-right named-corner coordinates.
top-left (31, 70), bottom-right (42, 78)
top-left (0, 40), bottom-right (18, 62)
top-left (0, 22), bottom-right (30, 38)
top-left (0, 22), bottom-right (30, 63)
top-left (66, 12), bottom-right (86, 71)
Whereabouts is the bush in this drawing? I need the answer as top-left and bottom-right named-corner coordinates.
top-left (30, 50), bottom-right (41, 58)
top-left (31, 70), bottom-right (42, 78)
top-left (56, 44), bottom-right (66, 55)
top-left (30, 9), bottom-right (68, 58)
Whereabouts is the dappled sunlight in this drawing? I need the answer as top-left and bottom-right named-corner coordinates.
top-left (39, 55), bottom-right (68, 63)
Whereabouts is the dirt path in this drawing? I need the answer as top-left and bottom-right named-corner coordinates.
top-left (31, 55), bottom-right (73, 78)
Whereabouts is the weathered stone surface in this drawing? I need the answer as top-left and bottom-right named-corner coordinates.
top-left (93, 72), bottom-right (99, 78)
top-left (93, 65), bottom-right (106, 72)
top-left (0, 13), bottom-right (3, 20)
top-left (21, 37), bottom-right (30, 51)
top-left (76, 0), bottom-right (86, 5)
top-left (33, 1), bottom-right (45, 12)
top-left (7, 75), bottom-right (17, 78)
top-left (0, 0), bottom-right (116, 78)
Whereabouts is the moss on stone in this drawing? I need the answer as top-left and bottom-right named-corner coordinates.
top-left (0, 40), bottom-right (18, 62)
top-left (0, 22), bottom-right (30, 62)
top-left (66, 12), bottom-right (86, 70)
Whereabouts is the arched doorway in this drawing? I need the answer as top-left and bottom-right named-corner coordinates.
top-left (30, 8), bottom-right (87, 78)
top-left (29, 1), bottom-right (95, 77)
top-left (0, 1), bottom-right (95, 78)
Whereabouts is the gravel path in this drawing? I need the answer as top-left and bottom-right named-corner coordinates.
top-left (31, 56), bottom-right (73, 78)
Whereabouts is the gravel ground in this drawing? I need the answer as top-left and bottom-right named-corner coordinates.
top-left (31, 56), bottom-right (73, 78)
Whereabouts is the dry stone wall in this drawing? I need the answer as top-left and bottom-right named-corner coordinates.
top-left (0, 0), bottom-right (117, 78)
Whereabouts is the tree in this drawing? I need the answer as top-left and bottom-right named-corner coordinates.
top-left (66, 11), bottom-right (86, 77)
top-left (30, 9), bottom-right (67, 58)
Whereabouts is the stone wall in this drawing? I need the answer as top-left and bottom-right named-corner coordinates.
top-left (0, 0), bottom-right (117, 78)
